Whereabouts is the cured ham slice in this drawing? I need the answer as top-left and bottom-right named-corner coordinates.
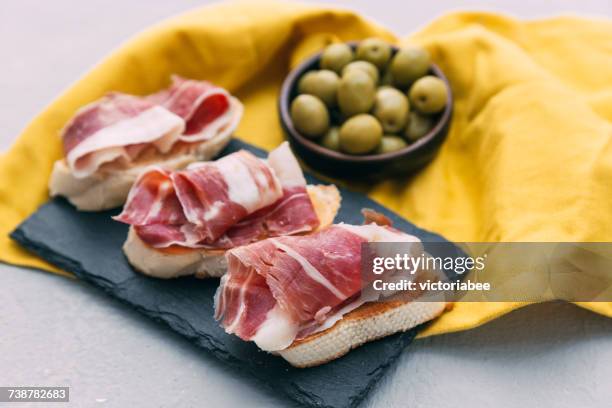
top-left (147, 75), bottom-right (241, 142)
top-left (207, 144), bottom-right (320, 248)
top-left (113, 167), bottom-right (186, 226)
top-left (114, 143), bottom-right (320, 248)
top-left (214, 223), bottom-right (421, 351)
top-left (61, 76), bottom-right (242, 179)
top-left (63, 93), bottom-right (185, 178)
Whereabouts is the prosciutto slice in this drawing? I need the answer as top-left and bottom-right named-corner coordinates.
top-left (214, 223), bottom-right (421, 351)
top-left (61, 76), bottom-right (241, 179)
top-left (114, 143), bottom-right (320, 248)
top-left (147, 75), bottom-right (241, 142)
top-left (63, 93), bottom-right (185, 178)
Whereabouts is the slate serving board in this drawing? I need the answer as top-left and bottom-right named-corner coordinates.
top-left (11, 139), bottom-right (457, 408)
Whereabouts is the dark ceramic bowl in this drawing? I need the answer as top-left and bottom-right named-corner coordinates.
top-left (279, 43), bottom-right (453, 180)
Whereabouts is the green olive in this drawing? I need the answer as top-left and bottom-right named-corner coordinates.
top-left (409, 75), bottom-right (448, 114)
top-left (320, 43), bottom-right (354, 74)
top-left (372, 87), bottom-right (409, 133)
top-left (404, 112), bottom-right (434, 142)
top-left (290, 94), bottom-right (330, 138)
top-left (390, 45), bottom-right (430, 88)
top-left (337, 70), bottom-right (376, 117)
top-left (341, 60), bottom-right (379, 84)
top-left (356, 38), bottom-right (392, 70)
top-left (298, 69), bottom-right (339, 107)
top-left (339, 114), bottom-right (382, 154)
top-left (321, 127), bottom-right (341, 151)
top-left (297, 71), bottom-right (317, 94)
top-left (376, 135), bottom-right (408, 154)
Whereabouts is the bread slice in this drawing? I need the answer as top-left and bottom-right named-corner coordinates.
top-left (279, 301), bottom-right (448, 368)
top-left (49, 129), bottom-right (233, 211)
top-left (123, 184), bottom-right (342, 279)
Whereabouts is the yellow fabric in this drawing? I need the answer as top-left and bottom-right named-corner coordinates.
top-left (1, 1), bottom-right (611, 336)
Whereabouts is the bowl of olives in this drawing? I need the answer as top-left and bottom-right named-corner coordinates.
top-left (279, 39), bottom-right (453, 179)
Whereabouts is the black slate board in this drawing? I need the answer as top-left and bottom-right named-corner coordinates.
top-left (11, 139), bottom-right (455, 408)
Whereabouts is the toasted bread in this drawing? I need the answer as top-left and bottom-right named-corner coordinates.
top-left (279, 301), bottom-right (447, 368)
top-left (49, 127), bottom-right (234, 211)
top-left (123, 184), bottom-right (342, 278)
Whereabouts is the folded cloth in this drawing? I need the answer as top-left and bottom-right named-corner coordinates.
top-left (0, 0), bottom-right (610, 336)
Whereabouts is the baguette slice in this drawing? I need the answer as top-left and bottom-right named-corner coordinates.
top-left (49, 128), bottom-right (234, 212)
top-left (123, 184), bottom-right (341, 279)
top-left (279, 301), bottom-right (448, 368)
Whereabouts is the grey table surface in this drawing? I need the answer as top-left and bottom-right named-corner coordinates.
top-left (1, 1), bottom-right (611, 407)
